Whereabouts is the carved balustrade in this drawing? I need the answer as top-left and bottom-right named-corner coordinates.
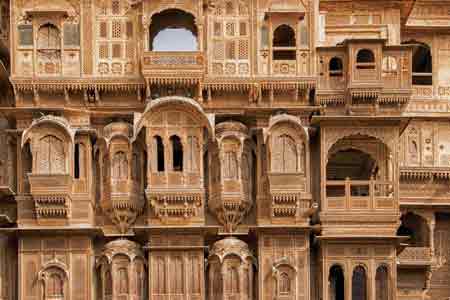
top-left (398, 246), bottom-right (433, 266)
top-left (141, 51), bottom-right (205, 86)
top-left (325, 178), bottom-right (394, 211)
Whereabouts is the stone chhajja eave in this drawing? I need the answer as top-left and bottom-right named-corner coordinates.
top-left (202, 76), bottom-right (316, 91)
top-left (10, 77), bottom-right (145, 92)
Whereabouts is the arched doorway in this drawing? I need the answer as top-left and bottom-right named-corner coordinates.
top-left (329, 265), bottom-right (344, 300)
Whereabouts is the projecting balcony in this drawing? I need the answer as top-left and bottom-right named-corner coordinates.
top-left (316, 39), bottom-right (412, 112)
top-left (28, 174), bottom-right (72, 220)
top-left (398, 246), bottom-right (433, 266)
top-left (141, 51), bottom-right (205, 85)
top-left (324, 178), bottom-right (395, 211)
top-left (268, 173), bottom-right (312, 224)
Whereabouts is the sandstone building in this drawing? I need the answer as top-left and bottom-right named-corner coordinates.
top-left (0, 0), bottom-right (449, 299)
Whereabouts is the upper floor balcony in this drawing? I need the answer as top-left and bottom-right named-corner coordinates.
top-left (316, 39), bottom-right (413, 114)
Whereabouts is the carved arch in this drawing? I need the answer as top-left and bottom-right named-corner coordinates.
top-left (133, 96), bottom-right (214, 141)
top-left (265, 114), bottom-right (309, 174)
top-left (38, 260), bottom-right (69, 300)
top-left (324, 128), bottom-right (396, 165)
top-left (21, 115), bottom-right (75, 149)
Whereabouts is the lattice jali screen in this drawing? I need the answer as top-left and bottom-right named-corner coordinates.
top-left (95, 0), bottom-right (136, 76)
top-left (209, 0), bottom-right (251, 77)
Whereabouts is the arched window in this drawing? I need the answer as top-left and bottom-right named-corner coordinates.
top-left (352, 266), bottom-right (367, 300)
top-left (112, 151), bottom-right (128, 179)
top-left (38, 135), bottom-right (66, 174)
top-left (329, 57), bottom-right (343, 77)
top-left (74, 143), bottom-right (86, 179)
top-left (273, 24), bottom-right (296, 60)
top-left (37, 24), bottom-right (60, 50)
top-left (153, 135), bottom-right (165, 172)
top-left (411, 43), bottom-right (432, 85)
top-left (223, 151), bottom-right (238, 180)
top-left (279, 272), bottom-right (291, 295)
top-left (149, 9), bottom-right (198, 51)
top-left (47, 273), bottom-right (63, 297)
top-left (356, 49), bottom-right (375, 69)
top-left (118, 268), bottom-right (128, 294)
top-left (170, 135), bottom-right (183, 171)
top-left (382, 56), bottom-right (397, 74)
top-left (375, 266), bottom-right (389, 300)
top-left (272, 134), bottom-right (298, 173)
top-left (212, 265), bottom-right (223, 295)
top-left (329, 265), bottom-right (344, 300)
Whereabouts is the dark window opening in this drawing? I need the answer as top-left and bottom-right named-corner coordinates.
top-left (397, 212), bottom-right (430, 247)
top-left (412, 43), bottom-right (432, 85)
top-left (352, 266), bottom-right (367, 300)
top-left (329, 57), bottom-right (343, 77)
top-left (149, 9), bottom-right (198, 51)
top-left (375, 266), bottom-right (389, 300)
top-left (154, 136), bottom-right (165, 172)
top-left (170, 135), bottom-right (183, 171)
top-left (329, 265), bottom-right (344, 300)
top-left (273, 24), bottom-right (296, 47)
top-left (273, 50), bottom-right (296, 60)
top-left (356, 49), bottom-right (375, 69)
top-left (74, 143), bottom-right (80, 179)
top-left (327, 149), bottom-right (377, 181)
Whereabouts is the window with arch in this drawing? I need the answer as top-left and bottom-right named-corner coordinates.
top-left (273, 24), bottom-right (296, 60)
top-left (36, 24), bottom-right (62, 75)
top-left (382, 56), bottom-right (397, 75)
top-left (118, 268), bottom-right (128, 294)
top-left (356, 49), bottom-right (375, 69)
top-left (38, 135), bottom-right (66, 174)
top-left (329, 265), bottom-right (344, 300)
top-left (329, 57), bottom-right (343, 77)
top-left (46, 273), bottom-right (64, 298)
top-left (271, 134), bottom-right (298, 173)
top-left (150, 9), bottom-right (198, 51)
top-left (170, 135), bottom-right (183, 171)
top-left (223, 151), bottom-right (238, 180)
top-left (153, 135), bottom-right (165, 172)
top-left (112, 151), bottom-right (128, 179)
top-left (74, 143), bottom-right (86, 179)
top-left (411, 42), bottom-right (432, 85)
top-left (37, 24), bottom-right (60, 50)
top-left (352, 266), bottom-right (367, 300)
top-left (375, 265), bottom-right (389, 300)
top-left (279, 272), bottom-right (291, 295)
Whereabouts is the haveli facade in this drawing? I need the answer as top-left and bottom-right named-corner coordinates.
top-left (0, 0), bottom-right (450, 299)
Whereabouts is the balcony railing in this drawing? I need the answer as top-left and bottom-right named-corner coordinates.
top-left (325, 178), bottom-right (394, 210)
top-left (141, 51), bottom-right (204, 74)
top-left (398, 246), bottom-right (433, 265)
